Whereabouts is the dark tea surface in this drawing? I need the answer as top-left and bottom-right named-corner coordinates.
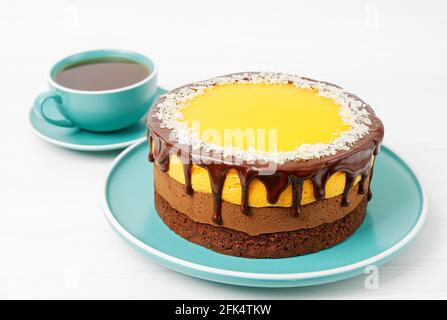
top-left (54, 58), bottom-right (150, 91)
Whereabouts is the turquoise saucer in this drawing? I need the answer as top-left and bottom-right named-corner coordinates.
top-left (29, 87), bottom-right (166, 151)
top-left (102, 140), bottom-right (427, 287)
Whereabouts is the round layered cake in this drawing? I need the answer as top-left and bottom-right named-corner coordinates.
top-left (146, 72), bottom-right (384, 258)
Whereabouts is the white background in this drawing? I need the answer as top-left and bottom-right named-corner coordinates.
top-left (1, 0), bottom-right (446, 299)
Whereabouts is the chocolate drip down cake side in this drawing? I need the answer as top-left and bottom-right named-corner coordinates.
top-left (146, 72), bottom-right (384, 258)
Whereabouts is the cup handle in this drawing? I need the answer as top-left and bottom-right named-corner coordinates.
top-left (33, 91), bottom-right (75, 128)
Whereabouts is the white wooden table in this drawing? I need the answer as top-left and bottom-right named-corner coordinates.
top-left (0, 0), bottom-right (446, 299)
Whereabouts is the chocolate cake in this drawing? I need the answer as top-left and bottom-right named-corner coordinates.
top-left (146, 72), bottom-right (384, 258)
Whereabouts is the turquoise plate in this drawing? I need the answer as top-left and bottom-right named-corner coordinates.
top-left (102, 140), bottom-right (427, 287)
top-left (29, 87), bottom-right (166, 151)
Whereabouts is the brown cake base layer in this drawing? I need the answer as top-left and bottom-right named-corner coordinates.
top-left (154, 192), bottom-right (368, 258)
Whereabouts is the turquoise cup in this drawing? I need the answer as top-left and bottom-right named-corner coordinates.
top-left (33, 49), bottom-right (158, 132)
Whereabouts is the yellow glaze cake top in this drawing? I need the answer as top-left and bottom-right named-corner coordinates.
top-left (180, 83), bottom-right (352, 152)
top-left (160, 82), bottom-right (364, 208)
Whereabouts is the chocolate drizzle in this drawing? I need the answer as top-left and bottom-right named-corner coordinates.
top-left (146, 75), bottom-right (384, 225)
top-left (237, 168), bottom-right (255, 215)
top-left (358, 173), bottom-right (368, 195)
top-left (341, 173), bottom-right (356, 207)
top-left (310, 170), bottom-right (329, 201)
top-left (256, 174), bottom-right (290, 205)
top-left (205, 164), bottom-right (232, 224)
top-left (148, 131), bottom-right (171, 172)
top-left (182, 161), bottom-right (194, 196)
top-left (289, 176), bottom-right (304, 216)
